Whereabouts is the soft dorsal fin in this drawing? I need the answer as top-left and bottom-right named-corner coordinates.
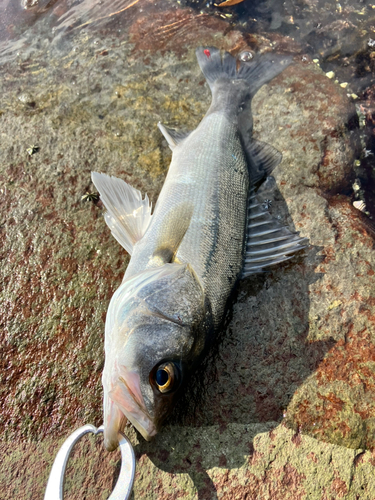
top-left (244, 139), bottom-right (282, 185)
top-left (91, 172), bottom-right (152, 255)
top-left (242, 190), bottom-right (308, 276)
top-left (158, 122), bottom-right (191, 150)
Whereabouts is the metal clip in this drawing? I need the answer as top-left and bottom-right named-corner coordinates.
top-left (44, 424), bottom-right (135, 500)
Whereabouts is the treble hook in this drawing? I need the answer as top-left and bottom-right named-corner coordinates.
top-left (44, 424), bottom-right (136, 500)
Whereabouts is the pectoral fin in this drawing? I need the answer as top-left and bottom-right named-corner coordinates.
top-left (92, 172), bottom-right (152, 255)
top-left (149, 202), bottom-right (194, 266)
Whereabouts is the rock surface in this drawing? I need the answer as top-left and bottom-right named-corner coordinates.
top-left (4, 423), bottom-right (375, 499)
top-left (0, 0), bottom-right (374, 498)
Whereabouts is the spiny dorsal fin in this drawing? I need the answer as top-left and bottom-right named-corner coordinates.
top-left (158, 122), bottom-right (191, 150)
top-left (245, 139), bottom-right (282, 185)
top-left (91, 172), bottom-right (152, 255)
top-left (242, 190), bottom-right (308, 276)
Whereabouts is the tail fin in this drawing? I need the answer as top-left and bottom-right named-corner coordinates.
top-left (195, 47), bottom-right (292, 98)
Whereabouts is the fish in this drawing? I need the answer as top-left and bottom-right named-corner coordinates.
top-left (91, 47), bottom-right (308, 451)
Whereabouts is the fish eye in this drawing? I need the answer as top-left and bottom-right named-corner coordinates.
top-left (153, 362), bottom-right (178, 394)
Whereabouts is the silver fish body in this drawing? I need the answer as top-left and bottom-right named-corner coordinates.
top-left (92, 47), bottom-right (307, 450)
top-left (126, 111), bottom-right (249, 325)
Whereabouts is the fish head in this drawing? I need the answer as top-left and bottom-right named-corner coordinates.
top-left (102, 263), bottom-right (207, 450)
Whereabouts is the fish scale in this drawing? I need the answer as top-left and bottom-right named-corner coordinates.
top-left (125, 112), bottom-right (249, 327)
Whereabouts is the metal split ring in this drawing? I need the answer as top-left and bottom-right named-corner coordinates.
top-left (44, 424), bottom-right (136, 500)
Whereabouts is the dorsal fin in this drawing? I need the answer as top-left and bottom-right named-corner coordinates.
top-left (245, 139), bottom-right (282, 184)
top-left (158, 123), bottom-right (191, 150)
top-left (91, 172), bottom-right (152, 255)
top-left (242, 190), bottom-right (308, 276)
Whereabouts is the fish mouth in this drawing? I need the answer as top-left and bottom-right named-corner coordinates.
top-left (103, 368), bottom-right (157, 450)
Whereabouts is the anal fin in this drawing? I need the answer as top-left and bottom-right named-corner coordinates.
top-left (242, 191), bottom-right (308, 276)
top-left (91, 172), bottom-right (152, 255)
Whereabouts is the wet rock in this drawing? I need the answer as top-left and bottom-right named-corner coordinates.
top-left (356, 84), bottom-right (375, 223)
top-left (253, 61), bottom-right (359, 194)
top-left (283, 197), bottom-right (375, 450)
top-left (252, 65), bottom-right (375, 450)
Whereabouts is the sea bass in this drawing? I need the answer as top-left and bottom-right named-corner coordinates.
top-left (92, 47), bottom-right (308, 451)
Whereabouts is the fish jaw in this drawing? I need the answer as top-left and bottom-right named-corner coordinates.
top-left (103, 364), bottom-right (157, 449)
top-left (103, 395), bottom-right (126, 451)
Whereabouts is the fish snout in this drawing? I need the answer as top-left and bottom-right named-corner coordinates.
top-left (105, 367), bottom-right (157, 446)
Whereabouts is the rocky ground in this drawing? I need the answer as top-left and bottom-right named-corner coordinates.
top-left (1, 0), bottom-right (375, 498)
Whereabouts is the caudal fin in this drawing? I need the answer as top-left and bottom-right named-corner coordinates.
top-left (195, 46), bottom-right (292, 98)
